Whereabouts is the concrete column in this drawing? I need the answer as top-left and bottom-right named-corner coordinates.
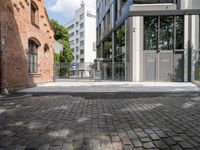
top-left (184, 15), bottom-right (189, 82)
top-left (131, 16), bottom-right (143, 82)
top-left (191, 15), bottom-right (199, 81)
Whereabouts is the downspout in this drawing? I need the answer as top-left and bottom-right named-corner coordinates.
top-left (188, 15), bottom-right (192, 82)
top-left (0, 18), bottom-right (2, 93)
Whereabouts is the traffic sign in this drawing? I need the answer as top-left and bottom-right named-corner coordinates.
top-left (72, 63), bottom-right (77, 69)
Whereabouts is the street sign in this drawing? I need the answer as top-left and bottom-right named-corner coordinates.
top-left (72, 63), bottom-right (77, 69)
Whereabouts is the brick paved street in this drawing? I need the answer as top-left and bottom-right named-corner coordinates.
top-left (1, 92), bottom-right (200, 150)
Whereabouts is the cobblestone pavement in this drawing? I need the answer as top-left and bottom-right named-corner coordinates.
top-left (1, 92), bottom-right (200, 150)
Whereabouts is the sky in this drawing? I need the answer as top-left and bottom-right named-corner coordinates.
top-left (44, 0), bottom-right (96, 26)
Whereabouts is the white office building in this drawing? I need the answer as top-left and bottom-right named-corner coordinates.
top-left (66, 2), bottom-right (96, 77)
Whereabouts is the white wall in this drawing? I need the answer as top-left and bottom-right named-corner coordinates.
top-left (181, 0), bottom-right (200, 9)
top-left (84, 7), bottom-right (96, 63)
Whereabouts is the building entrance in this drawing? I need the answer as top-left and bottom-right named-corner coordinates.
top-left (143, 16), bottom-right (184, 82)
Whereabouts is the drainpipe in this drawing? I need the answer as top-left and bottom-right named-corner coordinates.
top-left (0, 19), bottom-right (2, 93)
top-left (188, 15), bottom-right (192, 82)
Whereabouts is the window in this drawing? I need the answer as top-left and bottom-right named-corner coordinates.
top-left (80, 49), bottom-right (84, 54)
top-left (44, 44), bottom-right (50, 59)
top-left (80, 14), bottom-right (84, 20)
top-left (144, 16), bottom-right (158, 50)
top-left (31, 1), bottom-right (39, 27)
top-left (76, 21), bottom-right (79, 26)
top-left (176, 16), bottom-right (184, 50)
top-left (144, 16), bottom-right (184, 50)
top-left (80, 31), bottom-right (84, 38)
top-left (80, 23), bottom-right (84, 29)
top-left (28, 39), bottom-right (39, 73)
top-left (76, 39), bottom-right (79, 44)
top-left (69, 32), bottom-right (74, 37)
top-left (76, 30), bottom-right (79, 35)
top-left (76, 55), bottom-right (79, 60)
top-left (68, 24), bottom-right (74, 30)
top-left (159, 16), bottom-right (174, 50)
top-left (80, 58), bottom-right (84, 63)
top-left (87, 12), bottom-right (96, 18)
top-left (70, 40), bottom-right (74, 45)
top-left (80, 40), bottom-right (84, 46)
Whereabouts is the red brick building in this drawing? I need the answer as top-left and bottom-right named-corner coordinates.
top-left (0, 0), bottom-right (54, 93)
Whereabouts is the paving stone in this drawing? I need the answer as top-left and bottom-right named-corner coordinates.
top-left (132, 140), bottom-right (142, 148)
top-left (171, 145), bottom-right (184, 150)
top-left (0, 93), bottom-right (200, 149)
top-left (112, 142), bottom-right (122, 150)
top-left (153, 140), bottom-right (168, 149)
top-left (149, 133), bottom-right (160, 140)
top-left (52, 141), bottom-right (63, 146)
top-left (172, 136), bottom-right (184, 142)
top-left (112, 136), bottom-right (120, 142)
top-left (136, 132), bottom-right (148, 138)
top-left (38, 144), bottom-right (50, 150)
top-left (143, 142), bottom-right (155, 149)
top-left (178, 141), bottom-right (194, 149)
top-left (49, 146), bottom-right (61, 150)
top-left (123, 145), bottom-right (133, 150)
top-left (122, 138), bottom-right (131, 145)
top-left (163, 138), bottom-right (176, 146)
top-left (61, 143), bottom-right (73, 150)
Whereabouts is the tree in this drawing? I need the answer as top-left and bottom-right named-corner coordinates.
top-left (50, 19), bottom-right (73, 77)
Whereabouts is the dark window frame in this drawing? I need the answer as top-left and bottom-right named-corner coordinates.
top-left (28, 40), bottom-right (38, 73)
top-left (31, 1), bottom-right (39, 28)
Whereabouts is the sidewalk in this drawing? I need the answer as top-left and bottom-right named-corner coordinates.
top-left (19, 82), bottom-right (200, 93)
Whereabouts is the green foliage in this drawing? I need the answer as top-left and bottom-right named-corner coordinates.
top-left (116, 24), bottom-right (125, 47)
top-left (50, 19), bottom-right (73, 77)
top-left (54, 53), bottom-right (60, 64)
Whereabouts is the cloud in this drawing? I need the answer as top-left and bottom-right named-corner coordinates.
top-left (48, 0), bottom-right (95, 13)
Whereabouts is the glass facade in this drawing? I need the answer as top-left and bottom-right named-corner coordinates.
top-left (144, 16), bottom-right (184, 51)
top-left (144, 17), bottom-right (158, 50)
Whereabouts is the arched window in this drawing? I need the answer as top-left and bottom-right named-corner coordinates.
top-left (28, 39), bottom-right (40, 73)
top-left (44, 44), bottom-right (50, 58)
top-left (31, 1), bottom-right (39, 26)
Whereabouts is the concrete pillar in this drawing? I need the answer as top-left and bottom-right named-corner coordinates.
top-left (191, 15), bottom-right (199, 81)
top-left (131, 16), bottom-right (143, 82)
top-left (184, 15), bottom-right (189, 82)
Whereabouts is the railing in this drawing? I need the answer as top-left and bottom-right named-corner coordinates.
top-left (54, 62), bottom-right (128, 81)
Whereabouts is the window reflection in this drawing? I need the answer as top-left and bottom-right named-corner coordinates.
top-left (176, 16), bottom-right (184, 49)
top-left (159, 16), bottom-right (174, 50)
top-left (144, 16), bottom-right (158, 50)
top-left (144, 16), bottom-right (184, 51)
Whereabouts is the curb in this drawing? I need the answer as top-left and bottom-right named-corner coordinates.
top-left (0, 94), bottom-right (32, 101)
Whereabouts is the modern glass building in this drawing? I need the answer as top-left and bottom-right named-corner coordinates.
top-left (96, 0), bottom-right (200, 82)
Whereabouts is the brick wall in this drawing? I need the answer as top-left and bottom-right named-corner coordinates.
top-left (0, 0), bottom-right (54, 93)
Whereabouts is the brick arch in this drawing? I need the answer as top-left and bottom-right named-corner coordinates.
top-left (30, 0), bottom-right (38, 9)
top-left (28, 37), bottom-right (41, 46)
